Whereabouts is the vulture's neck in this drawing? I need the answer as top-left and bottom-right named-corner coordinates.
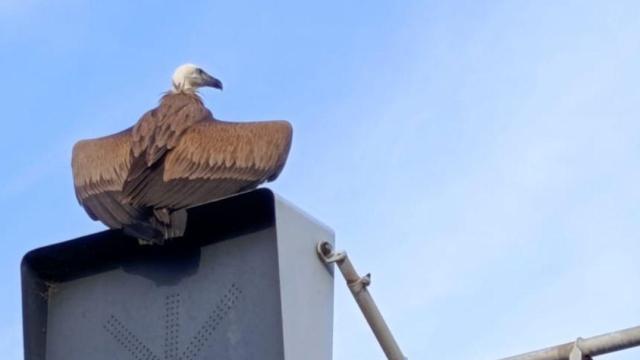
top-left (160, 90), bottom-right (204, 105)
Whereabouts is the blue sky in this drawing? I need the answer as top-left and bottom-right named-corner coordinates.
top-left (1, 1), bottom-right (640, 359)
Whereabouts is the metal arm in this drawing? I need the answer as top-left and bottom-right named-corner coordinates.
top-left (316, 241), bottom-right (407, 360)
top-left (316, 242), bottom-right (640, 360)
top-left (500, 325), bottom-right (640, 360)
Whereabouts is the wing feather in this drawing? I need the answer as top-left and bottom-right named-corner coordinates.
top-left (130, 93), bottom-right (211, 167)
top-left (71, 128), bottom-right (146, 228)
top-left (71, 129), bottom-right (132, 201)
top-left (123, 93), bottom-right (212, 199)
top-left (164, 120), bottom-right (293, 183)
top-left (122, 119), bottom-right (292, 209)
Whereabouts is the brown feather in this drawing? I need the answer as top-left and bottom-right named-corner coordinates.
top-left (71, 128), bottom-right (132, 202)
top-left (164, 120), bottom-right (292, 182)
top-left (72, 89), bottom-right (293, 244)
top-left (123, 92), bottom-right (212, 196)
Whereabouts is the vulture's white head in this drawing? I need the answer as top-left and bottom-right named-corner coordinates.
top-left (171, 64), bottom-right (223, 93)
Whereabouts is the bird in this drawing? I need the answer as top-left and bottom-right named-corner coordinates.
top-left (71, 64), bottom-right (292, 244)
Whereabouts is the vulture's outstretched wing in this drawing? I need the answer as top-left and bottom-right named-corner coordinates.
top-left (71, 129), bottom-right (144, 228)
top-left (124, 120), bottom-right (292, 209)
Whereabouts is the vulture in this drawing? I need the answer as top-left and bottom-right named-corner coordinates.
top-left (72, 64), bottom-right (292, 244)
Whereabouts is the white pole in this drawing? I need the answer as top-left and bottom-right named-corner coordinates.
top-left (316, 241), bottom-right (407, 360)
top-left (500, 325), bottom-right (640, 360)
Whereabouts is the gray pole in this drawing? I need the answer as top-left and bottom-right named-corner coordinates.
top-left (316, 241), bottom-right (407, 360)
top-left (499, 325), bottom-right (640, 360)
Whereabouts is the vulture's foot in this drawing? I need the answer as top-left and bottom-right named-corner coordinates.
top-left (153, 208), bottom-right (172, 225)
top-left (123, 208), bottom-right (187, 245)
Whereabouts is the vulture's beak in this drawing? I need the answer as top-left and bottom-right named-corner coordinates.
top-left (201, 72), bottom-right (223, 90)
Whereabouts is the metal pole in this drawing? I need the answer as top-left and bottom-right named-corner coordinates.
top-left (316, 241), bottom-right (407, 360)
top-left (499, 325), bottom-right (640, 360)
